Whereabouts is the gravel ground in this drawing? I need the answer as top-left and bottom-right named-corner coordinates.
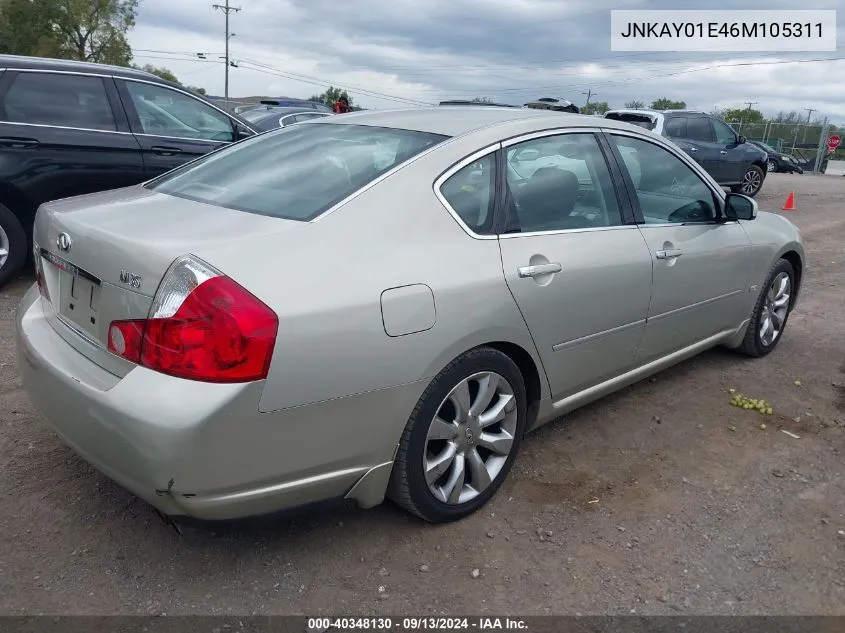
top-left (0, 173), bottom-right (843, 616)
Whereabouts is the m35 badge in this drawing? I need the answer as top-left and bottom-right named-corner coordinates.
top-left (119, 270), bottom-right (142, 289)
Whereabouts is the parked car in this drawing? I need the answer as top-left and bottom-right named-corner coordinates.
top-left (524, 97), bottom-right (580, 113)
top-left (604, 109), bottom-right (769, 197)
top-left (239, 105), bottom-right (332, 132)
top-left (256, 98), bottom-right (332, 112)
top-left (747, 140), bottom-right (803, 174)
top-left (17, 107), bottom-right (804, 525)
top-left (0, 54), bottom-right (258, 288)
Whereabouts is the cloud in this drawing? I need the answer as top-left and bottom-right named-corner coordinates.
top-left (128, 0), bottom-right (845, 122)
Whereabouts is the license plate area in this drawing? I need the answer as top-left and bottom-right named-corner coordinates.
top-left (41, 249), bottom-right (102, 341)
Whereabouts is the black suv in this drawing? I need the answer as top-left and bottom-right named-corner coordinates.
top-left (0, 55), bottom-right (258, 287)
top-left (604, 109), bottom-right (768, 198)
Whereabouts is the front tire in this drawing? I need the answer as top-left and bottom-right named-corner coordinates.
top-left (731, 164), bottom-right (765, 197)
top-left (767, 159), bottom-right (777, 173)
top-left (0, 203), bottom-right (27, 289)
top-left (736, 258), bottom-right (795, 358)
top-left (388, 347), bottom-right (527, 523)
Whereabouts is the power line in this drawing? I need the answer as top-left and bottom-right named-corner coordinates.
top-left (212, 0), bottom-right (241, 107)
top-left (236, 60), bottom-right (433, 106)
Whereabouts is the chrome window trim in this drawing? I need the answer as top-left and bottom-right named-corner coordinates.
top-left (0, 120), bottom-right (232, 144)
top-left (500, 126), bottom-right (604, 148)
top-left (279, 114), bottom-right (296, 127)
top-left (499, 225), bottom-right (639, 240)
top-left (433, 143), bottom-right (500, 241)
top-left (0, 120), bottom-right (131, 135)
top-left (10, 67), bottom-right (113, 79)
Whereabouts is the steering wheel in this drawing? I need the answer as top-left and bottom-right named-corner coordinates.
top-left (668, 200), bottom-right (712, 223)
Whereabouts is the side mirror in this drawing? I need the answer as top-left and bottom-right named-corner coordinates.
top-left (737, 135), bottom-right (747, 145)
top-left (724, 192), bottom-right (757, 221)
top-left (234, 124), bottom-right (254, 140)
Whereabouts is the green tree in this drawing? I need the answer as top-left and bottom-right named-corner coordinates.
top-left (718, 107), bottom-right (764, 124)
top-left (0, 0), bottom-right (140, 65)
top-left (624, 99), bottom-right (645, 109)
top-left (134, 63), bottom-right (178, 83)
top-left (582, 101), bottom-right (610, 115)
top-left (187, 85), bottom-right (207, 95)
top-left (309, 86), bottom-right (353, 107)
top-left (471, 96), bottom-right (493, 103)
top-left (650, 97), bottom-right (686, 110)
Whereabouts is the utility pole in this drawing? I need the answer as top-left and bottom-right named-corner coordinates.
top-left (212, 0), bottom-right (240, 108)
top-left (802, 107), bottom-right (816, 143)
top-left (744, 101), bottom-right (758, 111)
top-left (582, 89), bottom-right (595, 111)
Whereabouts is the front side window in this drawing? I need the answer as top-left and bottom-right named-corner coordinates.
top-left (439, 154), bottom-right (496, 235)
top-left (1, 72), bottom-right (116, 131)
top-left (611, 135), bottom-right (718, 224)
top-left (124, 81), bottom-right (234, 142)
top-left (505, 133), bottom-right (623, 232)
top-left (712, 119), bottom-right (738, 145)
top-left (148, 124), bottom-right (447, 221)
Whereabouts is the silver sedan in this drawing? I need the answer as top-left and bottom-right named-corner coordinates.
top-left (16, 107), bottom-right (804, 524)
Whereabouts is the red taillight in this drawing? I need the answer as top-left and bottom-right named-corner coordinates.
top-left (108, 257), bottom-right (278, 383)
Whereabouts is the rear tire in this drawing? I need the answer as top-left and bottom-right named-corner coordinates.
top-left (731, 165), bottom-right (765, 197)
top-left (387, 347), bottom-right (527, 523)
top-left (0, 203), bottom-right (27, 289)
top-left (736, 258), bottom-right (795, 358)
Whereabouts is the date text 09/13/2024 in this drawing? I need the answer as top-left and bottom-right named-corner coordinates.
top-left (307, 617), bottom-right (529, 631)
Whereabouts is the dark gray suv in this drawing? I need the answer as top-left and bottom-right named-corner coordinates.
top-left (604, 109), bottom-right (768, 197)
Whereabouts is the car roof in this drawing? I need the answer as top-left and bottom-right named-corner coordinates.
top-left (0, 54), bottom-right (172, 84)
top-left (250, 106), bottom-right (328, 116)
top-left (605, 109), bottom-right (707, 117)
top-left (320, 106), bottom-right (643, 137)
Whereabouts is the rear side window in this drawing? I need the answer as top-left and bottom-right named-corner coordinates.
top-left (687, 117), bottom-right (714, 142)
top-left (439, 154), bottom-right (496, 235)
top-left (664, 117), bottom-right (687, 138)
top-left (604, 112), bottom-right (656, 130)
top-left (1, 72), bottom-right (116, 131)
top-left (148, 124), bottom-right (448, 221)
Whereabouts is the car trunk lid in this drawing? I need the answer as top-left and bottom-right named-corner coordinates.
top-left (33, 185), bottom-right (301, 376)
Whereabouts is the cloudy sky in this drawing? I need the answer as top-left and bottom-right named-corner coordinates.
top-left (128, 0), bottom-right (845, 122)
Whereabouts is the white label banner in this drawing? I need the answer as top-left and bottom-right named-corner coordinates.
top-left (610, 10), bottom-right (837, 52)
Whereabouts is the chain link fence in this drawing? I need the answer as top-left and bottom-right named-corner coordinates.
top-left (726, 119), bottom-right (839, 174)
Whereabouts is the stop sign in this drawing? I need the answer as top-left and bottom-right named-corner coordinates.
top-left (827, 135), bottom-right (841, 151)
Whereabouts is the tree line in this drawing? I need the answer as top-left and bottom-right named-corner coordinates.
top-left (0, 0), bottom-right (210, 93)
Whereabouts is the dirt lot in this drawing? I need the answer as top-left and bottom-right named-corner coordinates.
top-left (1, 173), bottom-right (844, 616)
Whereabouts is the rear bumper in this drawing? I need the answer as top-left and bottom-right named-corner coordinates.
top-left (16, 285), bottom-right (422, 520)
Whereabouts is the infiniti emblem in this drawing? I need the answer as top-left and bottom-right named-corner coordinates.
top-left (56, 232), bottom-right (72, 252)
top-left (464, 427), bottom-right (475, 444)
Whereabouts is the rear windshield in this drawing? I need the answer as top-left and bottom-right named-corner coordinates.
top-left (604, 112), bottom-right (657, 130)
top-left (147, 124), bottom-right (448, 221)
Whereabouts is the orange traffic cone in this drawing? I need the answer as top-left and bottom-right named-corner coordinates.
top-left (782, 192), bottom-right (795, 211)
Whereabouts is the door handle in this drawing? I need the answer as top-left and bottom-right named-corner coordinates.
top-left (720, 150), bottom-right (728, 155)
top-left (0, 137), bottom-right (39, 148)
top-left (655, 249), bottom-right (683, 259)
top-left (518, 262), bottom-right (562, 278)
top-left (151, 146), bottom-right (182, 156)
top-left (688, 147), bottom-right (698, 152)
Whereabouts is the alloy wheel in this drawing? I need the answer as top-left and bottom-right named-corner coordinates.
top-left (423, 371), bottom-right (518, 505)
top-left (0, 225), bottom-right (9, 270)
top-left (767, 160), bottom-right (776, 173)
top-left (759, 272), bottom-right (791, 347)
top-left (741, 168), bottom-right (763, 195)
